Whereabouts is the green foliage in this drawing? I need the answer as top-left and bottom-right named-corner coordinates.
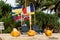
top-left (0, 1), bottom-right (5, 6)
top-left (0, 1), bottom-right (12, 17)
top-left (0, 1), bottom-right (13, 33)
top-left (2, 4), bottom-right (12, 14)
top-left (0, 0), bottom-right (60, 33)
top-left (2, 26), bottom-right (12, 33)
top-left (35, 10), bottom-right (60, 31)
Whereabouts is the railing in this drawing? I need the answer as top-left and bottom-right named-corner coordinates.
top-left (0, 22), bottom-right (4, 33)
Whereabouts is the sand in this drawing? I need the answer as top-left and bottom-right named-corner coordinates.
top-left (0, 33), bottom-right (60, 40)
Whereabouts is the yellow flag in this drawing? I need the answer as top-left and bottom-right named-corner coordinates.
top-left (12, 8), bottom-right (22, 15)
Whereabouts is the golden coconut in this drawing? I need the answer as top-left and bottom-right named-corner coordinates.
top-left (45, 30), bottom-right (52, 36)
top-left (27, 30), bottom-right (36, 36)
top-left (11, 28), bottom-right (20, 37)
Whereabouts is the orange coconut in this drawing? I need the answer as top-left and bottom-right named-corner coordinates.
top-left (11, 28), bottom-right (20, 37)
top-left (27, 30), bottom-right (36, 36)
top-left (45, 29), bottom-right (52, 36)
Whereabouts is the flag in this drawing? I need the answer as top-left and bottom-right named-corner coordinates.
top-left (30, 5), bottom-right (35, 14)
top-left (21, 12), bottom-right (29, 20)
top-left (22, 5), bottom-right (35, 20)
top-left (11, 12), bottom-right (18, 16)
top-left (23, 8), bottom-right (27, 15)
top-left (23, 14), bottom-right (29, 20)
top-left (22, 5), bottom-right (35, 15)
top-left (21, 5), bottom-right (35, 21)
top-left (12, 15), bottom-right (21, 21)
top-left (12, 5), bottom-right (22, 15)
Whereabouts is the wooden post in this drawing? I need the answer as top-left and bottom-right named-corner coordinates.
top-left (24, 0), bottom-right (32, 30)
top-left (33, 4), bottom-right (36, 25)
top-left (25, 0), bottom-right (26, 7)
top-left (29, 13), bottom-right (32, 30)
top-left (21, 12), bottom-right (22, 26)
top-left (34, 13), bottom-right (36, 25)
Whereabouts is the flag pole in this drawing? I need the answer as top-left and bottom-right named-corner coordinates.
top-left (29, 3), bottom-right (32, 30)
top-left (21, 5), bottom-right (23, 26)
top-left (34, 10), bottom-right (36, 25)
top-left (21, 12), bottom-right (22, 26)
top-left (33, 4), bottom-right (36, 25)
top-left (25, 0), bottom-right (26, 7)
top-left (30, 13), bottom-right (32, 30)
top-left (21, 0), bottom-right (26, 26)
top-left (25, 0), bottom-right (32, 30)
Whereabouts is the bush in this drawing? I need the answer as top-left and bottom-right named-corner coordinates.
top-left (2, 26), bottom-right (12, 33)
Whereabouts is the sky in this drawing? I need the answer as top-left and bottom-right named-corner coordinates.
top-left (3, 0), bottom-right (16, 7)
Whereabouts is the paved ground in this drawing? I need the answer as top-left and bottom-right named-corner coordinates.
top-left (0, 33), bottom-right (60, 40)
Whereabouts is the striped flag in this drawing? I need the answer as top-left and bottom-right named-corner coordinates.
top-left (23, 5), bottom-right (35, 15)
top-left (21, 12), bottom-right (29, 20)
top-left (11, 12), bottom-right (18, 16)
top-left (21, 5), bottom-right (35, 20)
top-left (24, 14), bottom-right (29, 20)
top-left (12, 15), bottom-right (21, 21)
top-left (11, 5), bottom-right (22, 21)
top-left (11, 5), bottom-right (35, 21)
top-left (12, 5), bottom-right (22, 15)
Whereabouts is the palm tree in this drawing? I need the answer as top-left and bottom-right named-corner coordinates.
top-left (54, 1), bottom-right (60, 17)
top-left (0, 1), bottom-right (14, 33)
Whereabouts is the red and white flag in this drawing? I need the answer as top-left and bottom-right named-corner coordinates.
top-left (22, 5), bottom-right (35, 15)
